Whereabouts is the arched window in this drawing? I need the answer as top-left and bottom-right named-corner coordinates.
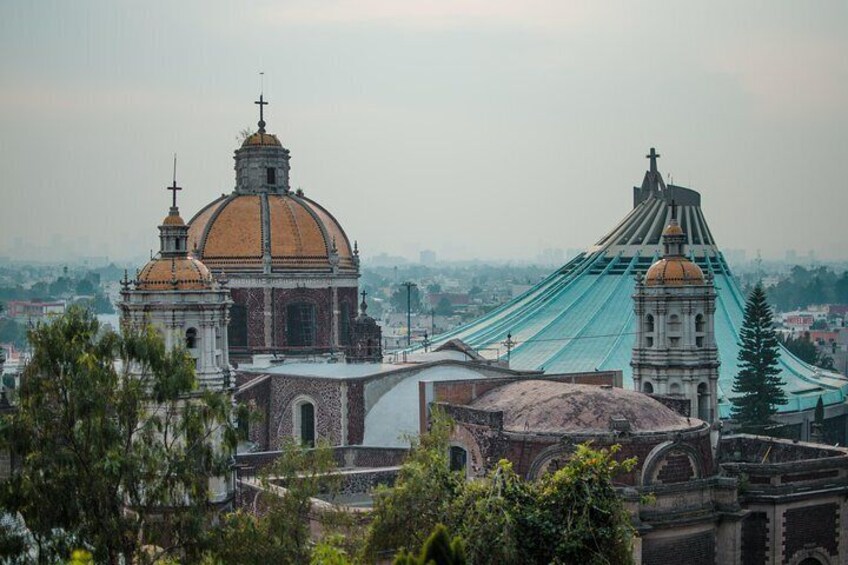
top-left (642, 381), bottom-right (654, 394)
top-left (695, 314), bottom-right (705, 333)
top-left (449, 445), bottom-right (468, 473)
top-left (294, 401), bottom-right (316, 447)
top-left (697, 382), bottom-right (710, 421)
top-left (669, 382), bottom-right (681, 395)
top-left (645, 314), bottom-right (655, 333)
top-left (185, 327), bottom-right (198, 349)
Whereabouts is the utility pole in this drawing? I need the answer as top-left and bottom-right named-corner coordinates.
top-left (402, 281), bottom-right (417, 347)
top-left (503, 332), bottom-right (515, 364)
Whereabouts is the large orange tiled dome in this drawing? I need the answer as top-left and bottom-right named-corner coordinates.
top-left (187, 193), bottom-right (356, 273)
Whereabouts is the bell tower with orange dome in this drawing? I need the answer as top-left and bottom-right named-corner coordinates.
top-left (187, 96), bottom-right (360, 359)
top-left (120, 173), bottom-right (233, 393)
top-left (632, 202), bottom-right (720, 423)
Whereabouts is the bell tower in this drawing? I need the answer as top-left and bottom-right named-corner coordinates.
top-left (632, 203), bottom-right (720, 422)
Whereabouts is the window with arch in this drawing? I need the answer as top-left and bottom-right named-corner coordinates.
top-left (669, 382), bottom-right (681, 395)
top-left (644, 314), bottom-right (655, 347)
top-left (185, 327), bottom-right (198, 349)
top-left (642, 381), bottom-right (654, 394)
top-left (695, 313), bottom-right (705, 333)
top-left (293, 399), bottom-right (316, 448)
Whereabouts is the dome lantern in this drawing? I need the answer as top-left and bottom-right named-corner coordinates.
top-left (234, 94), bottom-right (291, 194)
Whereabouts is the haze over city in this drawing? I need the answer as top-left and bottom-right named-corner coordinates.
top-left (1, 1), bottom-right (846, 262)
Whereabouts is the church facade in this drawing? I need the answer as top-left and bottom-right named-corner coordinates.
top-left (187, 98), bottom-right (360, 359)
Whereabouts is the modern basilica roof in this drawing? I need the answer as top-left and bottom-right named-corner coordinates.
top-left (423, 149), bottom-right (848, 417)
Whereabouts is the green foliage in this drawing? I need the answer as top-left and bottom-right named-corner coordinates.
top-left (767, 266), bottom-right (848, 312)
top-left (203, 440), bottom-right (350, 564)
top-left (434, 297), bottom-right (454, 316)
top-left (0, 317), bottom-right (26, 348)
top-left (365, 412), bottom-right (635, 564)
top-left (393, 524), bottom-right (466, 565)
top-left (779, 332), bottom-right (835, 371)
top-left (363, 412), bottom-right (462, 560)
top-left (0, 306), bottom-right (236, 564)
top-left (390, 285), bottom-right (423, 313)
top-left (731, 283), bottom-right (787, 433)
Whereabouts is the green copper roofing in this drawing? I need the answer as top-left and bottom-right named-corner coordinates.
top-left (424, 156), bottom-right (848, 417)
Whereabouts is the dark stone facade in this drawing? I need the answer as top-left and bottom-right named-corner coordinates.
top-left (741, 512), bottom-right (769, 565)
top-left (228, 284), bottom-right (359, 356)
top-left (783, 504), bottom-right (839, 563)
top-left (642, 530), bottom-right (716, 565)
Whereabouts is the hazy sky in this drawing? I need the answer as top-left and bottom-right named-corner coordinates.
top-left (1, 1), bottom-right (846, 263)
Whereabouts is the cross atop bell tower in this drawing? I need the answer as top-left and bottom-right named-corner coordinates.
top-left (166, 154), bottom-right (182, 210)
top-left (255, 93), bottom-right (268, 133)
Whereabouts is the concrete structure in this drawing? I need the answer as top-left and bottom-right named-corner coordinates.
top-left (187, 99), bottom-right (359, 359)
top-left (632, 203), bottom-right (720, 423)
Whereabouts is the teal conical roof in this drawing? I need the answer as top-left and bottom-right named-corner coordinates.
top-left (425, 154), bottom-right (848, 417)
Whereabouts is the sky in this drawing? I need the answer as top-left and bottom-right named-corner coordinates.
top-left (0, 1), bottom-right (846, 264)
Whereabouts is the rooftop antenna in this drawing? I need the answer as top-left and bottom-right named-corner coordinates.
top-left (166, 153), bottom-right (182, 209)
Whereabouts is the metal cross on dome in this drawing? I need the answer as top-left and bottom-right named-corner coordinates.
top-left (255, 93), bottom-right (269, 133)
top-left (166, 154), bottom-right (181, 208)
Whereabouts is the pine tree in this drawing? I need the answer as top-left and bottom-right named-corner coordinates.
top-left (731, 283), bottom-right (787, 432)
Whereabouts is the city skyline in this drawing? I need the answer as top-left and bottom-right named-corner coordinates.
top-left (1, 2), bottom-right (847, 263)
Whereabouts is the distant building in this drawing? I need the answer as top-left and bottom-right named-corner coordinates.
top-left (5, 300), bottom-right (65, 322)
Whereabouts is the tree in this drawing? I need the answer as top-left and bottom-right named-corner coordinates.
top-left (434, 297), bottom-right (454, 316)
top-left (393, 524), bottom-right (467, 565)
top-left (364, 412), bottom-right (636, 564)
top-left (202, 440), bottom-right (348, 564)
top-left (390, 285), bottom-right (422, 314)
top-left (363, 413), bottom-right (463, 560)
top-left (0, 306), bottom-right (237, 564)
top-left (731, 283), bottom-right (787, 433)
top-left (779, 333), bottom-right (835, 371)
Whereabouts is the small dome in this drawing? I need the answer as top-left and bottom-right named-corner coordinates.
top-left (662, 222), bottom-right (684, 236)
top-left (136, 256), bottom-right (213, 291)
top-left (161, 212), bottom-right (185, 226)
top-left (470, 380), bottom-right (699, 434)
top-left (645, 257), bottom-right (705, 286)
top-left (242, 132), bottom-right (282, 147)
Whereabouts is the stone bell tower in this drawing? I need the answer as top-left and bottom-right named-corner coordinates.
top-left (632, 202), bottom-right (720, 423)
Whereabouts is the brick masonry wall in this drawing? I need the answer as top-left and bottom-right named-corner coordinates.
top-left (741, 511), bottom-right (768, 565)
top-left (269, 376), bottom-right (343, 447)
top-left (231, 288), bottom-right (266, 350)
top-left (783, 503), bottom-right (839, 562)
top-left (654, 451), bottom-right (696, 484)
top-left (272, 288), bottom-right (332, 349)
top-left (642, 531), bottom-right (716, 565)
top-left (346, 380), bottom-right (365, 445)
top-left (237, 376), bottom-right (272, 450)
